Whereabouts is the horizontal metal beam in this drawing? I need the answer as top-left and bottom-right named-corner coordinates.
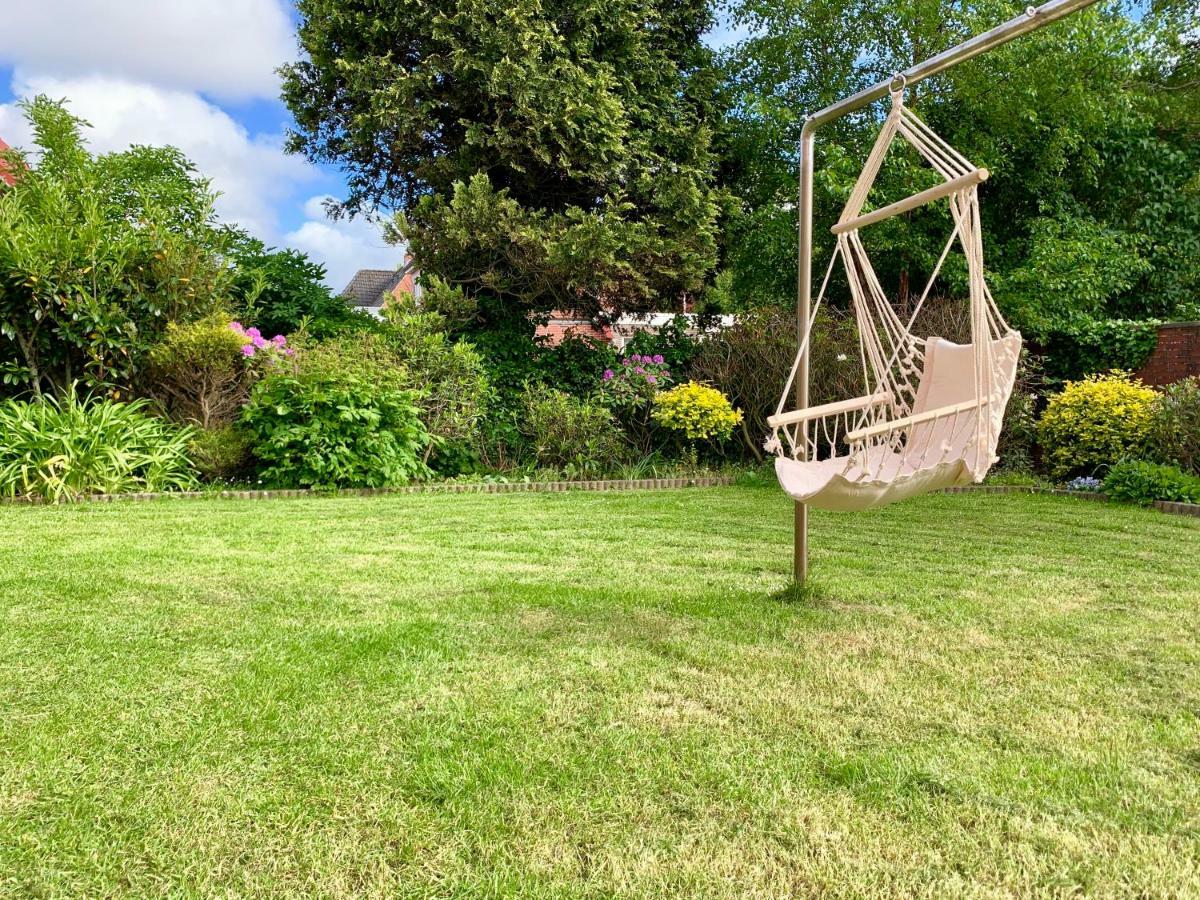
top-left (804, 0), bottom-right (1102, 131)
top-left (831, 167), bottom-right (989, 234)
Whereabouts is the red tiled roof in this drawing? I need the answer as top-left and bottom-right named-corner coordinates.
top-left (0, 137), bottom-right (17, 187)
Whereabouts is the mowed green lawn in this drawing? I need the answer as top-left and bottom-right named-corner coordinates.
top-left (0, 486), bottom-right (1197, 897)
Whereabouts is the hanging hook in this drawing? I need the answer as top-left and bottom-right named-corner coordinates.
top-left (888, 72), bottom-right (908, 99)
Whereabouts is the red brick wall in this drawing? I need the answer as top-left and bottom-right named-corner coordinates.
top-left (0, 137), bottom-right (17, 187)
top-left (1136, 323), bottom-right (1200, 386)
top-left (534, 312), bottom-right (613, 346)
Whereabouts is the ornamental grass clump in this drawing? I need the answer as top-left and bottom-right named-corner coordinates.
top-left (1037, 372), bottom-right (1156, 479)
top-left (0, 388), bottom-right (197, 501)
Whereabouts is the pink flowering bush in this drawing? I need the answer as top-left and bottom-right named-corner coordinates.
top-left (600, 354), bottom-right (672, 406)
top-left (598, 353), bottom-right (672, 453)
top-left (230, 321), bottom-right (295, 364)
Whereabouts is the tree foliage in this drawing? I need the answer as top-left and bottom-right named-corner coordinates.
top-left (281, 0), bottom-right (728, 315)
top-left (228, 234), bottom-right (367, 339)
top-left (0, 98), bottom-right (232, 398)
top-left (719, 0), bottom-right (1200, 337)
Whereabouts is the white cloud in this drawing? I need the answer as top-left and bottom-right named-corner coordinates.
top-left (285, 196), bottom-right (406, 291)
top-left (0, 0), bottom-right (294, 101)
top-left (0, 72), bottom-right (313, 243)
top-left (0, 5), bottom-right (404, 292)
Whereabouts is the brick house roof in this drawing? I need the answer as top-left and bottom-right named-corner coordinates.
top-left (340, 263), bottom-right (416, 308)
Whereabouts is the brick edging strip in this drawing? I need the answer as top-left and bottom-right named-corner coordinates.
top-left (4, 475), bottom-right (737, 506)
top-left (6, 478), bottom-right (1198, 519)
top-left (941, 484), bottom-right (1200, 519)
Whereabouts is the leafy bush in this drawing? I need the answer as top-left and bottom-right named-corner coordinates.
top-left (1038, 317), bottom-right (1161, 383)
top-left (229, 322), bottom-right (296, 364)
top-left (622, 314), bottom-right (701, 372)
top-left (601, 353), bottom-right (672, 404)
top-left (466, 304), bottom-right (616, 405)
top-left (599, 353), bottom-right (672, 454)
top-left (146, 314), bottom-right (257, 428)
top-left (994, 351), bottom-right (1045, 473)
top-left (294, 330), bottom-right (407, 386)
top-left (652, 382), bottom-right (743, 442)
top-left (228, 234), bottom-right (366, 339)
top-left (0, 97), bottom-right (232, 397)
top-left (518, 384), bottom-right (625, 478)
top-left (0, 389), bottom-right (196, 501)
top-left (689, 306), bottom-right (862, 459)
top-left (189, 425), bottom-right (253, 483)
top-left (240, 371), bottom-right (430, 489)
top-left (380, 309), bottom-right (490, 466)
top-left (1147, 376), bottom-right (1200, 475)
top-left (1037, 372), bottom-right (1156, 479)
top-left (1102, 460), bottom-right (1200, 506)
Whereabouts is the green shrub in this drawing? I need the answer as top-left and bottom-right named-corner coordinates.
top-left (380, 309), bottom-right (491, 467)
top-left (1039, 318), bottom-right (1161, 384)
top-left (623, 314), bottom-right (700, 373)
top-left (228, 235), bottom-right (367, 339)
top-left (518, 384), bottom-right (624, 478)
top-left (599, 353), bottom-right (672, 455)
top-left (0, 98), bottom-right (233, 398)
top-left (0, 388), bottom-right (196, 501)
top-left (652, 381), bottom-right (743, 442)
top-left (146, 313), bottom-right (258, 427)
top-left (294, 330), bottom-right (407, 386)
top-left (1102, 460), bottom-right (1200, 506)
top-left (189, 425), bottom-right (253, 483)
top-left (1147, 376), bottom-right (1200, 475)
top-left (1037, 372), bottom-right (1156, 479)
top-left (688, 306), bottom-right (862, 460)
top-left (240, 371), bottom-right (431, 489)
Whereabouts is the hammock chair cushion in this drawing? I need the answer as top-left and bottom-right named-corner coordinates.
top-left (774, 333), bottom-right (1021, 512)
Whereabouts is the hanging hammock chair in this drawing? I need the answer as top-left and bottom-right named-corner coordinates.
top-left (767, 87), bottom-right (1022, 512)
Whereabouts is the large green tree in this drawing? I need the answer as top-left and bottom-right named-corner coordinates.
top-left (719, 0), bottom-right (1200, 340)
top-left (281, 0), bottom-right (728, 316)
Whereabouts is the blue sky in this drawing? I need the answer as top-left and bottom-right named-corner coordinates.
top-left (0, 0), bottom-right (748, 290)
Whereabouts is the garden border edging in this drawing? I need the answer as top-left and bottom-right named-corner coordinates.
top-left (942, 484), bottom-right (1200, 518)
top-left (6, 479), bottom-right (1198, 519)
top-left (4, 475), bottom-right (737, 506)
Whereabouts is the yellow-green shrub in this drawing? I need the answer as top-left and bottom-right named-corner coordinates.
top-left (1037, 372), bottom-right (1156, 478)
top-left (652, 382), bottom-right (742, 442)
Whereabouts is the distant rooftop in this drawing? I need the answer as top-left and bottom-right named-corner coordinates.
top-left (340, 266), bottom-right (415, 308)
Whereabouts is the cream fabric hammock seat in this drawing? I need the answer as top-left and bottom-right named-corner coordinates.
top-left (767, 89), bottom-right (1021, 512)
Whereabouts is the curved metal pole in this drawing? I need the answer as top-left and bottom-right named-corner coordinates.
top-left (793, 0), bottom-right (1101, 583)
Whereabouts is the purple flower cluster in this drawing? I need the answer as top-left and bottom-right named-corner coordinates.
top-left (1066, 475), bottom-right (1103, 492)
top-left (600, 353), bottom-right (672, 404)
top-left (230, 322), bottom-right (295, 361)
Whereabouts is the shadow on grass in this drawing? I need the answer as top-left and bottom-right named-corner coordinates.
top-left (770, 579), bottom-right (840, 607)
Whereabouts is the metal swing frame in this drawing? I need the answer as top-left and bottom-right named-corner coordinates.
top-left (791, 0), bottom-right (1101, 582)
